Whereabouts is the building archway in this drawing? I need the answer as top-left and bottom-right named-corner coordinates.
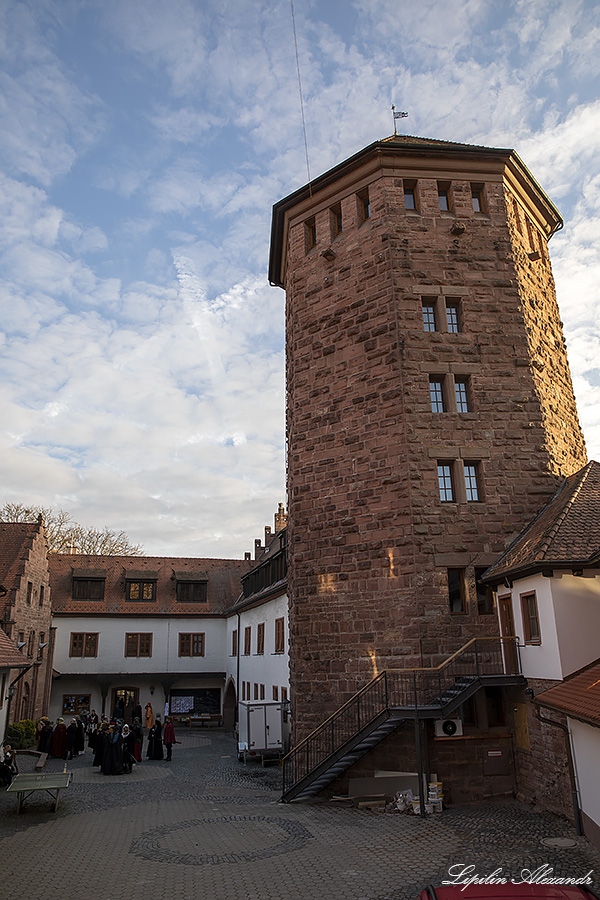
top-left (223, 679), bottom-right (237, 732)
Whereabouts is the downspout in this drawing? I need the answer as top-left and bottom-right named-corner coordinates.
top-left (533, 704), bottom-right (582, 835)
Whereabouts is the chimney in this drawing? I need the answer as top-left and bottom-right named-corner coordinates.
top-left (254, 538), bottom-right (262, 560)
top-left (264, 525), bottom-right (272, 545)
top-left (274, 502), bottom-right (287, 533)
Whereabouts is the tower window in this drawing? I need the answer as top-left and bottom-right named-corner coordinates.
top-left (438, 183), bottom-right (451, 212)
top-left (429, 378), bottom-right (446, 413)
top-left (305, 218), bottom-right (316, 251)
top-left (331, 204), bottom-right (342, 237)
top-left (471, 184), bottom-right (485, 214)
top-left (475, 568), bottom-right (494, 615)
top-left (358, 190), bottom-right (370, 221)
top-left (446, 301), bottom-right (460, 333)
top-left (464, 462), bottom-right (482, 502)
top-left (437, 462), bottom-right (455, 502)
top-left (422, 301), bottom-right (437, 332)
top-left (404, 183), bottom-right (417, 210)
top-left (448, 568), bottom-right (466, 614)
top-left (454, 377), bottom-right (470, 412)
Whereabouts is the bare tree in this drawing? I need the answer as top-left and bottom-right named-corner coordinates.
top-left (0, 503), bottom-right (144, 555)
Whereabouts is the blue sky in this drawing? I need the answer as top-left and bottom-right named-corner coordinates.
top-left (0, 0), bottom-right (599, 557)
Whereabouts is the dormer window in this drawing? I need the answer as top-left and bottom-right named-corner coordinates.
top-left (72, 577), bottom-right (105, 601)
top-left (126, 580), bottom-right (156, 602)
top-left (176, 581), bottom-right (208, 603)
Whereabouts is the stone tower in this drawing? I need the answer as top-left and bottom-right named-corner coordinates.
top-left (269, 135), bottom-right (586, 741)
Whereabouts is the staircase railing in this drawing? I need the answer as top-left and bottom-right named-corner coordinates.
top-left (282, 636), bottom-right (520, 797)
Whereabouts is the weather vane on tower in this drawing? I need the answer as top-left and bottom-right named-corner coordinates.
top-left (392, 105), bottom-right (409, 135)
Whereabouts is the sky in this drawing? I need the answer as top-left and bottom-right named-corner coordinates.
top-left (0, 0), bottom-right (599, 559)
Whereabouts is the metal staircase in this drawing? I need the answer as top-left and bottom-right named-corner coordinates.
top-left (281, 637), bottom-right (524, 802)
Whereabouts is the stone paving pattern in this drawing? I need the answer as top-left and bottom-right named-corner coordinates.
top-left (1, 730), bottom-right (599, 900)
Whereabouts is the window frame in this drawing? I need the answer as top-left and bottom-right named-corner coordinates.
top-left (305, 217), bottom-right (316, 250)
top-left (445, 301), bottom-right (461, 333)
top-left (475, 568), bottom-right (495, 616)
top-left (178, 632), bottom-right (205, 658)
top-left (274, 617), bottom-right (285, 654)
top-left (520, 592), bottom-right (541, 644)
top-left (124, 633), bottom-right (153, 658)
top-left (69, 632), bottom-right (99, 658)
top-left (471, 184), bottom-right (485, 214)
top-left (448, 568), bottom-right (467, 614)
top-left (126, 580), bottom-right (156, 603)
top-left (231, 629), bottom-right (238, 657)
top-left (437, 462), bottom-right (455, 503)
top-left (464, 461), bottom-right (482, 502)
top-left (331, 203), bottom-right (343, 237)
top-left (72, 578), bottom-right (105, 601)
top-left (256, 622), bottom-right (265, 655)
top-left (454, 377), bottom-right (470, 412)
top-left (244, 626), bottom-right (251, 656)
top-left (422, 300), bottom-right (437, 333)
top-left (429, 377), bottom-right (446, 413)
top-left (358, 191), bottom-right (370, 222)
top-left (403, 182), bottom-right (418, 211)
top-left (437, 182), bottom-right (452, 212)
top-left (176, 581), bottom-right (207, 603)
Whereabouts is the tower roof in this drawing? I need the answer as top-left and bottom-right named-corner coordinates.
top-left (268, 133), bottom-right (562, 287)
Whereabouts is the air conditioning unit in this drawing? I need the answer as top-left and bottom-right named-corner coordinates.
top-left (434, 718), bottom-right (463, 737)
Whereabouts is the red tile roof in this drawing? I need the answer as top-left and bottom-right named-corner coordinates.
top-left (534, 658), bottom-right (600, 728)
top-left (483, 461), bottom-right (600, 583)
top-left (0, 627), bottom-right (29, 669)
top-left (49, 554), bottom-right (252, 616)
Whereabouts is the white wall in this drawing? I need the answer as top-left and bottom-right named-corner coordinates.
top-left (551, 573), bottom-right (600, 677)
top-left (226, 593), bottom-right (289, 704)
top-left (570, 718), bottom-right (600, 841)
top-left (53, 615), bottom-right (227, 675)
top-left (497, 575), bottom-right (562, 680)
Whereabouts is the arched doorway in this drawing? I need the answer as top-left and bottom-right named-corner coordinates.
top-left (111, 687), bottom-right (139, 723)
top-left (222, 679), bottom-right (237, 732)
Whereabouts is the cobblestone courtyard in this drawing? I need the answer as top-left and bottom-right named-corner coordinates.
top-left (1, 730), bottom-right (598, 900)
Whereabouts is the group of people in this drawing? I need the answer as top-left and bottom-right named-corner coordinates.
top-left (36, 715), bottom-right (86, 760)
top-left (33, 707), bottom-right (180, 777)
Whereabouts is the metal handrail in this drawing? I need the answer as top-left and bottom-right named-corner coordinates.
top-left (282, 636), bottom-right (520, 796)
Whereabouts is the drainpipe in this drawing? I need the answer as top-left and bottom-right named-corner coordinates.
top-left (533, 704), bottom-right (582, 835)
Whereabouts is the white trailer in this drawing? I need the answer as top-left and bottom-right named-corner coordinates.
top-left (237, 701), bottom-right (288, 763)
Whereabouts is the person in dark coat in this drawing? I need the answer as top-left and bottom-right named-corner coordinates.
top-left (102, 727), bottom-right (123, 776)
top-left (132, 718), bottom-right (143, 762)
top-left (133, 703), bottom-right (142, 723)
top-left (146, 718), bottom-right (163, 760)
top-left (38, 718), bottom-right (53, 753)
top-left (75, 717), bottom-right (85, 754)
top-left (121, 725), bottom-right (136, 773)
top-left (93, 724), bottom-right (110, 767)
top-left (66, 719), bottom-right (78, 759)
top-left (163, 717), bottom-right (177, 761)
top-left (51, 718), bottom-right (68, 758)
